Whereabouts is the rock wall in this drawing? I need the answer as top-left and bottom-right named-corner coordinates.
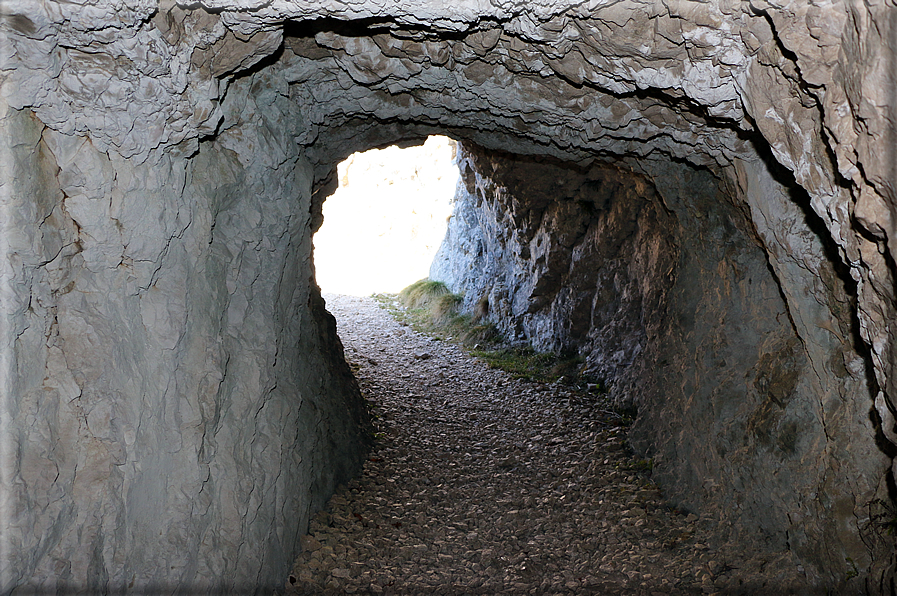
top-left (0, 70), bottom-right (368, 593)
top-left (432, 142), bottom-right (891, 589)
top-left (1, 0), bottom-right (895, 592)
top-left (430, 145), bottom-right (680, 375)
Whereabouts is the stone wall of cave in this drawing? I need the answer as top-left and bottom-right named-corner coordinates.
top-left (0, 77), bottom-right (370, 592)
top-left (1, 0), bottom-right (895, 593)
top-left (431, 140), bottom-right (889, 585)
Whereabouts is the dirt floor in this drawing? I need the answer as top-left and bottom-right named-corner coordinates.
top-left (284, 294), bottom-right (802, 596)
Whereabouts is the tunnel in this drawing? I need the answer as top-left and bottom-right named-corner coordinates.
top-left (1, 0), bottom-right (896, 594)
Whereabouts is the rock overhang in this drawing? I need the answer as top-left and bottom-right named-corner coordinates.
top-left (9, 0), bottom-right (892, 494)
top-left (279, 12), bottom-right (756, 167)
top-left (2, 0), bottom-right (896, 590)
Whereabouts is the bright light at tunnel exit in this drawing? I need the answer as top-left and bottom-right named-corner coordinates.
top-left (313, 136), bottom-right (459, 296)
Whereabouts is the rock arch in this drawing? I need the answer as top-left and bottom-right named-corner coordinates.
top-left (1, 0), bottom-right (895, 592)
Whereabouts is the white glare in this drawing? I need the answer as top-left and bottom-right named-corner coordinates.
top-left (313, 136), bottom-right (458, 296)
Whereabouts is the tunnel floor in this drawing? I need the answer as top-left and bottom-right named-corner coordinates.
top-left (284, 295), bottom-right (790, 595)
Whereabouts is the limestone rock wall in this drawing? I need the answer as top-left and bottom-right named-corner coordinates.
top-left (431, 145), bottom-right (680, 374)
top-left (431, 142), bottom-right (890, 589)
top-left (1, 0), bottom-right (896, 592)
top-left (0, 68), bottom-right (368, 593)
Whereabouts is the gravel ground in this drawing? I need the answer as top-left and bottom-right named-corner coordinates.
top-left (284, 294), bottom-right (798, 596)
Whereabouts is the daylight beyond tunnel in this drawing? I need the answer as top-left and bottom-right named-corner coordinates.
top-left (2, 1), bottom-right (896, 594)
top-left (314, 136), bottom-right (457, 296)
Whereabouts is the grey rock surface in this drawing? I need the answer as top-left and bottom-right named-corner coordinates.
top-left (1, 0), bottom-right (896, 592)
top-left (0, 77), bottom-right (369, 593)
top-left (431, 142), bottom-right (890, 588)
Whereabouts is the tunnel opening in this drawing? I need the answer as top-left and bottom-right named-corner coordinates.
top-left (309, 118), bottom-right (895, 590)
top-left (312, 135), bottom-right (458, 296)
top-left (4, 2), bottom-right (897, 593)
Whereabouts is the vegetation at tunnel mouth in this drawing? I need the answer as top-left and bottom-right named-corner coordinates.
top-left (375, 278), bottom-right (605, 390)
top-left (366, 279), bottom-right (661, 472)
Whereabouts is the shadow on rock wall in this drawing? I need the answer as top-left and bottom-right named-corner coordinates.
top-left (431, 141), bottom-right (893, 590)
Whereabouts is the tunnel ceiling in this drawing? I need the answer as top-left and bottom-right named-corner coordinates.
top-left (8, 1), bottom-right (893, 240)
top-left (4, 0), bottom-right (897, 590)
top-left (8, 0), bottom-right (895, 480)
top-left (8, 1), bottom-right (887, 185)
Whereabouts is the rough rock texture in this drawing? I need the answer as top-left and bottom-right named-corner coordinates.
top-left (1, 0), bottom-right (896, 592)
top-left (0, 79), bottom-right (369, 592)
top-left (432, 141), bottom-right (890, 590)
top-left (431, 145), bottom-right (679, 374)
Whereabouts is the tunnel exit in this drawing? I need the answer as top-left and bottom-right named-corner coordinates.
top-left (313, 136), bottom-right (459, 296)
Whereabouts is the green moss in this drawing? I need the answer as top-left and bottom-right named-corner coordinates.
top-left (844, 557), bottom-right (859, 580)
top-left (472, 346), bottom-right (556, 383)
top-left (631, 458), bottom-right (654, 473)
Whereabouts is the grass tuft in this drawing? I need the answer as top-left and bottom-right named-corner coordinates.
top-left (470, 346), bottom-right (590, 384)
top-left (388, 279), bottom-right (466, 334)
top-left (431, 293), bottom-right (463, 326)
top-left (398, 279), bottom-right (451, 310)
top-left (382, 279), bottom-right (604, 387)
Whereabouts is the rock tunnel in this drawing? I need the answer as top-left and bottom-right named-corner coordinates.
top-left (1, 0), bottom-right (896, 593)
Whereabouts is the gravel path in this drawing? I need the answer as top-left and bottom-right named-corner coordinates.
top-left (284, 294), bottom-right (759, 595)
